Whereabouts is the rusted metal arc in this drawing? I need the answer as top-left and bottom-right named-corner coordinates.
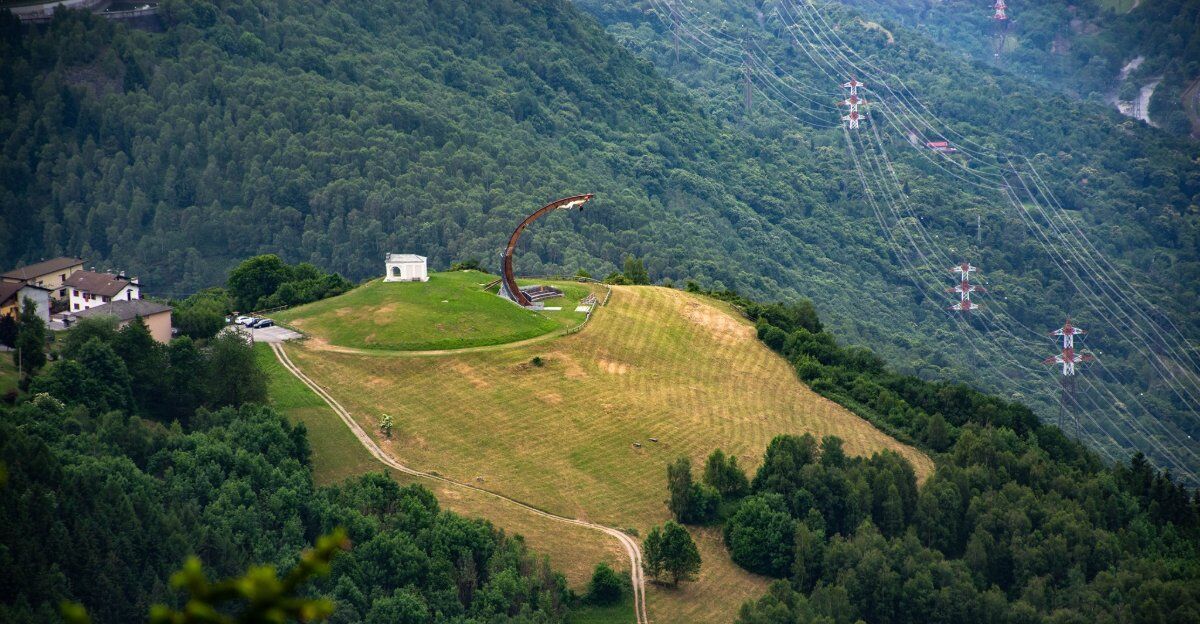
top-left (501, 194), bottom-right (593, 306)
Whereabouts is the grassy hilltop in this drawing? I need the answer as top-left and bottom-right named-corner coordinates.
top-left (266, 278), bottom-right (932, 624)
top-left (274, 271), bottom-right (594, 351)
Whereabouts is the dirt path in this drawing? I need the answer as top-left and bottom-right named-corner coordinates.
top-left (270, 342), bottom-right (648, 624)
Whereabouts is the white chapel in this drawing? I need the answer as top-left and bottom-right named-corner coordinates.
top-left (385, 253), bottom-right (429, 282)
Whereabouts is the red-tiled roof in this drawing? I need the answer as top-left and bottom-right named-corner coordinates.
top-left (63, 270), bottom-right (137, 297)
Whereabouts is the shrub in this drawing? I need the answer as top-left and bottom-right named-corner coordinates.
top-left (450, 259), bottom-right (483, 271)
top-left (643, 521), bottom-right (701, 586)
top-left (724, 494), bottom-right (795, 577)
top-left (585, 562), bottom-right (625, 605)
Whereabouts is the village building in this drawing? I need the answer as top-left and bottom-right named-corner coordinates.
top-left (384, 254), bottom-right (429, 282)
top-left (0, 282), bottom-right (52, 324)
top-left (72, 300), bottom-right (173, 343)
top-left (1, 256), bottom-right (85, 299)
top-left (63, 270), bottom-right (141, 312)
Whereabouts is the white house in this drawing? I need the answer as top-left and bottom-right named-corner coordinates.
top-left (385, 254), bottom-right (428, 282)
top-left (63, 270), bottom-right (141, 312)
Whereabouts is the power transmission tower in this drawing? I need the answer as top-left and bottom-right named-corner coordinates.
top-left (1044, 317), bottom-right (1094, 435)
top-left (947, 262), bottom-right (984, 313)
top-left (992, 0), bottom-right (1011, 62)
top-left (839, 78), bottom-right (868, 129)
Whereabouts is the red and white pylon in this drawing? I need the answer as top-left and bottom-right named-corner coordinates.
top-left (1044, 316), bottom-right (1095, 434)
top-left (992, 0), bottom-right (1008, 21)
top-left (1045, 317), bottom-right (1093, 376)
top-left (948, 261), bottom-right (984, 312)
top-left (840, 79), bottom-right (868, 129)
top-left (992, 0), bottom-right (1011, 60)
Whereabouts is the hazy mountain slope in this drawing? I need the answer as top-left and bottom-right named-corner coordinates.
top-left (831, 0), bottom-right (1200, 137)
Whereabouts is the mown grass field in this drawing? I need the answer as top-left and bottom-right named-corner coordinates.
top-left (274, 270), bottom-right (594, 351)
top-left (283, 285), bottom-right (933, 624)
top-left (257, 344), bottom-right (629, 599)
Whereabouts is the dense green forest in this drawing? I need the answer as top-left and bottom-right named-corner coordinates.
top-left (0, 317), bottom-right (574, 623)
top-left (1, 0), bottom-right (1197, 478)
top-left (577, 0), bottom-right (1200, 480)
top-left (669, 288), bottom-right (1200, 623)
top-left (830, 0), bottom-right (1200, 138)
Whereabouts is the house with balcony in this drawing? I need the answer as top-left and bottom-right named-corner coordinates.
top-left (63, 270), bottom-right (141, 312)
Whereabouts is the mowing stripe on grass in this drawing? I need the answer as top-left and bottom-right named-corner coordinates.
top-left (270, 342), bottom-right (648, 624)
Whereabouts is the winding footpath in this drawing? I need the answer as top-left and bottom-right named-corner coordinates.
top-left (270, 343), bottom-right (648, 624)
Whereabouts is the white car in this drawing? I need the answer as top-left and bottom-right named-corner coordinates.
top-left (234, 315), bottom-right (254, 325)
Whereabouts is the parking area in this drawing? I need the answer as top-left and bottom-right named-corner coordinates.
top-left (250, 325), bottom-right (303, 343)
top-left (219, 323), bottom-right (303, 343)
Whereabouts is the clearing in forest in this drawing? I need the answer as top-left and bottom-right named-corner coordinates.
top-left (276, 285), bottom-right (933, 624)
top-left (274, 270), bottom-right (594, 352)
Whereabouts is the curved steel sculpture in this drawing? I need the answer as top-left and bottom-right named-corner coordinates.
top-left (499, 193), bottom-right (594, 307)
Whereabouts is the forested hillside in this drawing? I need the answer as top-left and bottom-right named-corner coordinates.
top-left (2, 0), bottom-right (1198, 479)
top-left (832, 0), bottom-right (1200, 137)
top-left (576, 1), bottom-right (1200, 480)
top-left (0, 321), bottom-right (572, 623)
top-left (672, 289), bottom-right (1200, 623)
top-left (0, 0), bottom-right (818, 300)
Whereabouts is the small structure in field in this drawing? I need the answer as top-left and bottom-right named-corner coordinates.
top-left (385, 254), bottom-right (428, 282)
top-left (521, 284), bottom-right (563, 302)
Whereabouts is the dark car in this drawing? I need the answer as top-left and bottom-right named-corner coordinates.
top-left (256, 319), bottom-right (275, 328)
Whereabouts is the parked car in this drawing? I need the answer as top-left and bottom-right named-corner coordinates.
top-left (246, 318), bottom-right (266, 328)
top-left (256, 319), bottom-right (275, 328)
top-left (234, 315), bottom-right (253, 325)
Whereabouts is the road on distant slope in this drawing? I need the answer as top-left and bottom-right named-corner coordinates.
top-left (270, 343), bottom-right (648, 624)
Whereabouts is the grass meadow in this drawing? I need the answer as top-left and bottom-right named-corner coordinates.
top-left (257, 344), bottom-right (631, 604)
top-left (281, 284), bottom-right (933, 623)
top-left (274, 270), bottom-right (594, 351)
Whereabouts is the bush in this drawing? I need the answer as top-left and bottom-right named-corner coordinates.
top-left (622, 256), bottom-right (649, 285)
top-left (586, 562), bottom-right (625, 605)
top-left (643, 521), bottom-right (701, 586)
top-left (227, 255), bottom-right (351, 311)
top-left (174, 290), bottom-right (230, 340)
top-left (450, 259), bottom-right (483, 271)
top-left (703, 449), bottom-right (749, 499)
top-left (724, 494), bottom-right (795, 577)
top-left (689, 482), bottom-right (721, 523)
top-left (603, 272), bottom-right (630, 285)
